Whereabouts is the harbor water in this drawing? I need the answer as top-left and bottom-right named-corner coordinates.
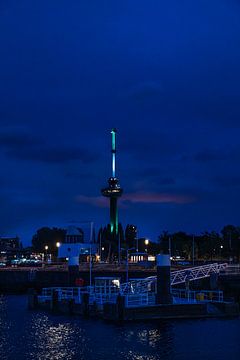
top-left (0, 295), bottom-right (240, 360)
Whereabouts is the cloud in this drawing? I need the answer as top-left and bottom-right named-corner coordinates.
top-left (76, 195), bottom-right (109, 208)
top-left (0, 132), bottom-right (40, 147)
top-left (127, 81), bottom-right (164, 101)
top-left (123, 192), bottom-right (195, 205)
top-left (0, 130), bottom-right (98, 164)
top-left (194, 149), bottom-right (224, 162)
top-left (194, 147), bottom-right (240, 163)
top-left (213, 176), bottom-right (240, 188)
top-left (7, 146), bottom-right (98, 164)
top-left (76, 191), bottom-right (195, 207)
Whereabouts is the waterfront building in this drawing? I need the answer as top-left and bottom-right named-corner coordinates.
top-left (58, 225), bottom-right (97, 262)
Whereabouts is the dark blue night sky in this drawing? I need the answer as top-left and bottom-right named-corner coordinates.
top-left (1, 0), bottom-right (240, 245)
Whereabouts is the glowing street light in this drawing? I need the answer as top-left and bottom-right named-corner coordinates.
top-left (220, 245), bottom-right (224, 260)
top-left (56, 242), bottom-right (61, 248)
top-left (144, 239), bottom-right (149, 253)
top-left (44, 245), bottom-right (49, 262)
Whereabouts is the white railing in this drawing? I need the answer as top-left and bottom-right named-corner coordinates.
top-left (172, 289), bottom-right (224, 303)
top-left (38, 286), bottom-right (118, 306)
top-left (219, 264), bottom-right (240, 275)
top-left (120, 263), bottom-right (228, 294)
top-left (124, 289), bottom-right (224, 308)
top-left (171, 263), bottom-right (228, 285)
top-left (125, 292), bottom-right (156, 308)
top-left (38, 286), bottom-right (92, 304)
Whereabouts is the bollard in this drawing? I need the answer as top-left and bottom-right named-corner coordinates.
top-left (68, 256), bottom-right (80, 286)
top-left (116, 294), bottom-right (125, 321)
top-left (68, 299), bottom-right (75, 315)
top-left (51, 289), bottom-right (59, 313)
top-left (156, 254), bottom-right (172, 304)
top-left (28, 288), bottom-right (38, 310)
top-left (210, 272), bottom-right (218, 290)
top-left (81, 292), bottom-right (90, 317)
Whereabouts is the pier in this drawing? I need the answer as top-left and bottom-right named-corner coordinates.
top-left (29, 260), bottom-right (239, 322)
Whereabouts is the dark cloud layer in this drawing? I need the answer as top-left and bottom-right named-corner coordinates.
top-left (0, 131), bottom-right (98, 164)
top-left (1, 0), bottom-right (240, 243)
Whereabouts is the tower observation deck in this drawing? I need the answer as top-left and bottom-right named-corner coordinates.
top-left (101, 129), bottom-right (123, 241)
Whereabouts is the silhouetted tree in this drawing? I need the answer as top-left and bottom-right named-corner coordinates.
top-left (32, 227), bottom-right (66, 255)
top-left (221, 225), bottom-right (240, 260)
top-left (125, 224), bottom-right (137, 249)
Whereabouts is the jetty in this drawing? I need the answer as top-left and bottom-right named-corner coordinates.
top-left (29, 256), bottom-right (239, 322)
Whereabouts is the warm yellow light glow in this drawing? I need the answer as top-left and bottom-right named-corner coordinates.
top-left (56, 242), bottom-right (61, 248)
top-left (96, 255), bottom-right (100, 262)
top-left (144, 239), bottom-right (149, 245)
top-left (44, 245), bottom-right (48, 250)
top-left (148, 255), bottom-right (155, 262)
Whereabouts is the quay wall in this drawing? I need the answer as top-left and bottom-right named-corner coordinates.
top-left (1, 268), bottom-right (239, 300)
top-left (0, 268), bottom-right (155, 293)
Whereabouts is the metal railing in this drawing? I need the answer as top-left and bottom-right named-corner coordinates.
top-left (172, 289), bottom-right (224, 303)
top-left (38, 286), bottom-right (118, 306)
top-left (38, 286), bottom-right (92, 304)
top-left (124, 289), bottom-right (224, 308)
top-left (171, 263), bottom-right (228, 285)
top-left (219, 264), bottom-right (240, 275)
top-left (120, 263), bottom-right (228, 294)
top-left (125, 293), bottom-right (156, 308)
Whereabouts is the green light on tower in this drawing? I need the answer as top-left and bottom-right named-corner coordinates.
top-left (111, 129), bottom-right (116, 151)
top-left (111, 129), bottom-right (116, 177)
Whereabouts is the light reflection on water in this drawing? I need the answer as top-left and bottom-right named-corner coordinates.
top-left (0, 295), bottom-right (240, 360)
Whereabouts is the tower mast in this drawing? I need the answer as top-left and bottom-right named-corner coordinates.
top-left (101, 129), bottom-right (123, 241)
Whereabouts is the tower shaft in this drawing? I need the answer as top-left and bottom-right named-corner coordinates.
top-left (110, 197), bottom-right (118, 236)
top-left (101, 128), bottom-right (123, 241)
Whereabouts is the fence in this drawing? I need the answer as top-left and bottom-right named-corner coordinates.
top-left (172, 289), bottom-right (224, 303)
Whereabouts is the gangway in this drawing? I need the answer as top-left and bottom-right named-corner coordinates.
top-left (120, 263), bottom-right (228, 294)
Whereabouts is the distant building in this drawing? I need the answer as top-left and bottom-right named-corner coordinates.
top-left (0, 236), bottom-right (21, 257)
top-left (58, 225), bottom-right (97, 261)
top-left (65, 226), bottom-right (84, 244)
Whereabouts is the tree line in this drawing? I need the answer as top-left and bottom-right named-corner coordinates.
top-left (30, 224), bottom-right (240, 261)
top-left (158, 225), bottom-right (240, 261)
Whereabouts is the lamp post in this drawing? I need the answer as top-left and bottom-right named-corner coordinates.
top-left (44, 245), bottom-right (48, 262)
top-left (192, 235), bottom-right (195, 266)
top-left (121, 247), bottom-right (135, 287)
top-left (89, 244), bottom-right (92, 288)
top-left (56, 242), bottom-right (61, 262)
top-left (220, 245), bottom-right (223, 260)
top-left (144, 239), bottom-right (149, 253)
top-left (101, 247), bottom-right (105, 262)
top-left (99, 230), bottom-right (102, 261)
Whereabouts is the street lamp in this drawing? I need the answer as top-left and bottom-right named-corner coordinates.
top-left (144, 239), bottom-right (149, 253)
top-left (44, 245), bottom-right (48, 262)
top-left (89, 244), bottom-right (93, 288)
top-left (121, 247), bottom-right (135, 287)
top-left (56, 242), bottom-right (61, 248)
top-left (220, 245), bottom-right (223, 260)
